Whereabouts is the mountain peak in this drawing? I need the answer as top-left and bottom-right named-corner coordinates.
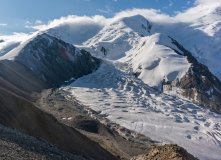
top-left (119, 14), bottom-right (155, 36)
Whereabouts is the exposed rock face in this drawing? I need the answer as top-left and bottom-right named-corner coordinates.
top-left (0, 87), bottom-right (116, 160)
top-left (0, 33), bottom-right (100, 92)
top-left (130, 144), bottom-right (198, 160)
top-left (163, 37), bottom-right (221, 113)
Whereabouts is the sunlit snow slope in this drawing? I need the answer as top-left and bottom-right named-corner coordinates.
top-left (79, 15), bottom-right (190, 90)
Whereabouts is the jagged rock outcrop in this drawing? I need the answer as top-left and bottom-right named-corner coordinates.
top-left (163, 37), bottom-right (221, 113)
top-left (130, 144), bottom-right (198, 160)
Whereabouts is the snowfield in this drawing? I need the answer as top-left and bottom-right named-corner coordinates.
top-left (63, 60), bottom-right (221, 160)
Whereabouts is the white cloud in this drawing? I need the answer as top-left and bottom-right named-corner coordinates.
top-left (0, 32), bottom-right (31, 55)
top-left (30, 15), bottom-right (106, 31)
top-left (98, 9), bottom-right (109, 14)
top-left (35, 20), bottom-right (43, 24)
top-left (169, 0), bottom-right (173, 7)
top-left (25, 21), bottom-right (31, 24)
top-left (194, 0), bottom-right (221, 5)
top-left (0, 23), bottom-right (7, 26)
top-left (98, 5), bottom-right (113, 14)
top-left (0, 32), bottom-right (31, 42)
top-left (163, 0), bottom-right (173, 9)
top-left (25, 25), bottom-right (31, 28)
top-left (113, 8), bottom-right (174, 24)
top-left (31, 24), bottom-right (48, 30)
top-left (175, 0), bottom-right (220, 23)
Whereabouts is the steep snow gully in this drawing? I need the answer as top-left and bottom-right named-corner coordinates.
top-left (63, 60), bottom-right (221, 160)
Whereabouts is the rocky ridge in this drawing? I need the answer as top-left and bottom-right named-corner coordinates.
top-left (163, 37), bottom-right (221, 113)
top-left (0, 33), bottom-right (100, 92)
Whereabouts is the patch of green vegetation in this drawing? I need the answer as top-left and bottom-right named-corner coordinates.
top-left (86, 135), bottom-right (104, 145)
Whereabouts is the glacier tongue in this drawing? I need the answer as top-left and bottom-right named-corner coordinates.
top-left (63, 60), bottom-right (221, 160)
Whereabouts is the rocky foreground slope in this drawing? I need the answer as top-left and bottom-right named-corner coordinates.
top-left (0, 86), bottom-right (116, 160)
top-left (0, 124), bottom-right (89, 160)
top-left (131, 144), bottom-right (198, 160)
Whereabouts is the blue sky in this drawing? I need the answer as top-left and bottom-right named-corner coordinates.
top-left (0, 0), bottom-right (195, 35)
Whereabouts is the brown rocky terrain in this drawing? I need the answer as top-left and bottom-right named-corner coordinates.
top-left (0, 124), bottom-right (89, 160)
top-left (130, 144), bottom-right (198, 160)
top-left (0, 85), bottom-right (116, 160)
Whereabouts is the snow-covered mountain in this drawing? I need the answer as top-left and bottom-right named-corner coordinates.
top-left (46, 14), bottom-right (221, 113)
top-left (37, 13), bottom-right (221, 160)
top-left (79, 15), bottom-right (190, 90)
